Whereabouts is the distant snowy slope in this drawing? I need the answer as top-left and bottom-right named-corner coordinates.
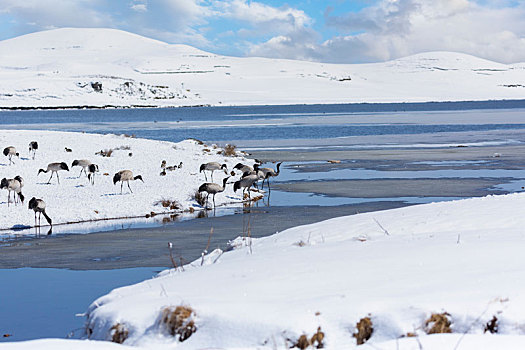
top-left (0, 28), bottom-right (524, 108)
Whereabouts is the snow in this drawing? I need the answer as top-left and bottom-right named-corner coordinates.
top-left (48, 192), bottom-right (523, 349)
top-left (1, 28), bottom-right (524, 109)
top-left (0, 130), bottom-right (251, 233)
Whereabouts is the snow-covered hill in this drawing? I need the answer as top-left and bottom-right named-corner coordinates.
top-left (0, 28), bottom-right (524, 108)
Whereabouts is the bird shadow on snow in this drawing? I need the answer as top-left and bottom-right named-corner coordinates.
top-left (10, 224), bottom-right (32, 231)
top-left (36, 182), bottom-right (56, 185)
top-left (101, 192), bottom-right (129, 197)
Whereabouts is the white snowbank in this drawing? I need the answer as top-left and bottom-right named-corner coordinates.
top-left (71, 192), bottom-right (525, 349)
top-left (1, 28), bottom-right (524, 108)
top-left (0, 130), bottom-right (250, 232)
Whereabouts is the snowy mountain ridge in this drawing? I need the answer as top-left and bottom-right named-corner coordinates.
top-left (0, 28), bottom-right (524, 108)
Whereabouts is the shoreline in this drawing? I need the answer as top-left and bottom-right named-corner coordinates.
top-left (2, 98), bottom-right (525, 112)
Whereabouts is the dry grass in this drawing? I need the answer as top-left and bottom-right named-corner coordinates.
top-left (110, 323), bottom-right (128, 344)
top-left (291, 327), bottom-right (325, 349)
top-left (154, 198), bottom-right (182, 211)
top-left (192, 190), bottom-right (206, 206)
top-left (189, 138), bottom-right (205, 145)
top-left (223, 143), bottom-right (237, 156)
top-left (353, 316), bottom-right (373, 345)
top-left (160, 306), bottom-right (196, 342)
top-left (425, 312), bottom-right (452, 334)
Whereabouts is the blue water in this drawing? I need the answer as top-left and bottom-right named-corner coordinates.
top-left (0, 267), bottom-right (160, 342)
top-left (1, 101), bottom-right (525, 143)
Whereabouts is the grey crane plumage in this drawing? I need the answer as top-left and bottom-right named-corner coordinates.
top-left (113, 170), bottom-right (143, 194)
top-left (28, 197), bottom-right (52, 227)
top-left (72, 159), bottom-right (93, 178)
top-left (233, 174), bottom-right (259, 199)
top-left (38, 162), bottom-right (70, 184)
top-left (256, 162), bottom-right (282, 189)
top-left (1, 176), bottom-right (24, 206)
top-left (234, 162), bottom-right (254, 174)
top-left (3, 146), bottom-right (19, 165)
top-left (198, 176), bottom-right (230, 208)
top-left (199, 162), bottom-right (227, 181)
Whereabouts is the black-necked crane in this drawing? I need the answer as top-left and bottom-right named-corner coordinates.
top-left (29, 141), bottom-right (38, 160)
top-left (28, 197), bottom-right (52, 227)
top-left (87, 163), bottom-right (99, 185)
top-left (233, 174), bottom-right (259, 199)
top-left (242, 166), bottom-right (265, 190)
top-left (3, 146), bottom-right (19, 165)
top-left (199, 162), bottom-right (227, 181)
top-left (234, 162), bottom-right (254, 174)
top-left (38, 162), bottom-right (70, 184)
top-left (198, 176), bottom-right (230, 208)
top-left (257, 162), bottom-right (282, 189)
top-left (1, 176), bottom-right (24, 206)
top-left (113, 170), bottom-right (143, 194)
top-left (72, 159), bottom-right (93, 178)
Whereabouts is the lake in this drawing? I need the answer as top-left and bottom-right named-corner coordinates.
top-left (1, 101), bottom-right (525, 342)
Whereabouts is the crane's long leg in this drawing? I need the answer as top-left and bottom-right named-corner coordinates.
top-left (47, 172), bottom-right (53, 184)
top-left (127, 181), bottom-right (133, 193)
top-left (120, 182), bottom-right (123, 194)
top-left (56, 171), bottom-right (60, 184)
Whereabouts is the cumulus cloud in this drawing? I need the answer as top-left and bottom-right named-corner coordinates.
top-left (319, 0), bottom-right (525, 63)
top-left (1, 0), bottom-right (524, 64)
top-left (215, 0), bottom-right (311, 31)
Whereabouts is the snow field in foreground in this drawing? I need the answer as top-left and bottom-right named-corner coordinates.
top-left (79, 192), bottom-right (525, 349)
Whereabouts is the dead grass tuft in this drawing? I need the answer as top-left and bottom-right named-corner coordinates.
top-left (154, 198), bottom-right (182, 211)
top-left (310, 327), bottom-right (325, 349)
top-left (189, 138), bottom-right (205, 145)
top-left (160, 306), bottom-right (196, 342)
top-left (294, 335), bottom-right (310, 349)
top-left (110, 323), bottom-right (128, 344)
top-left (223, 143), bottom-right (237, 156)
top-left (291, 327), bottom-right (325, 349)
top-left (192, 190), bottom-right (206, 206)
top-left (484, 316), bottom-right (499, 334)
top-left (353, 316), bottom-right (373, 345)
top-left (425, 312), bottom-right (452, 334)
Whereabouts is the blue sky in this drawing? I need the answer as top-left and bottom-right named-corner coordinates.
top-left (0, 0), bottom-right (524, 64)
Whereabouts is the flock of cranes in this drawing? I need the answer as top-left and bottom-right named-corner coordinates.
top-left (198, 161), bottom-right (282, 209)
top-left (2, 142), bottom-right (145, 229)
top-left (2, 140), bottom-right (282, 229)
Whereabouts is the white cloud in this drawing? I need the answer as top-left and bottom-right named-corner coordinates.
top-left (319, 0), bottom-right (525, 63)
top-left (130, 3), bottom-right (148, 13)
top-left (214, 0), bottom-right (311, 35)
